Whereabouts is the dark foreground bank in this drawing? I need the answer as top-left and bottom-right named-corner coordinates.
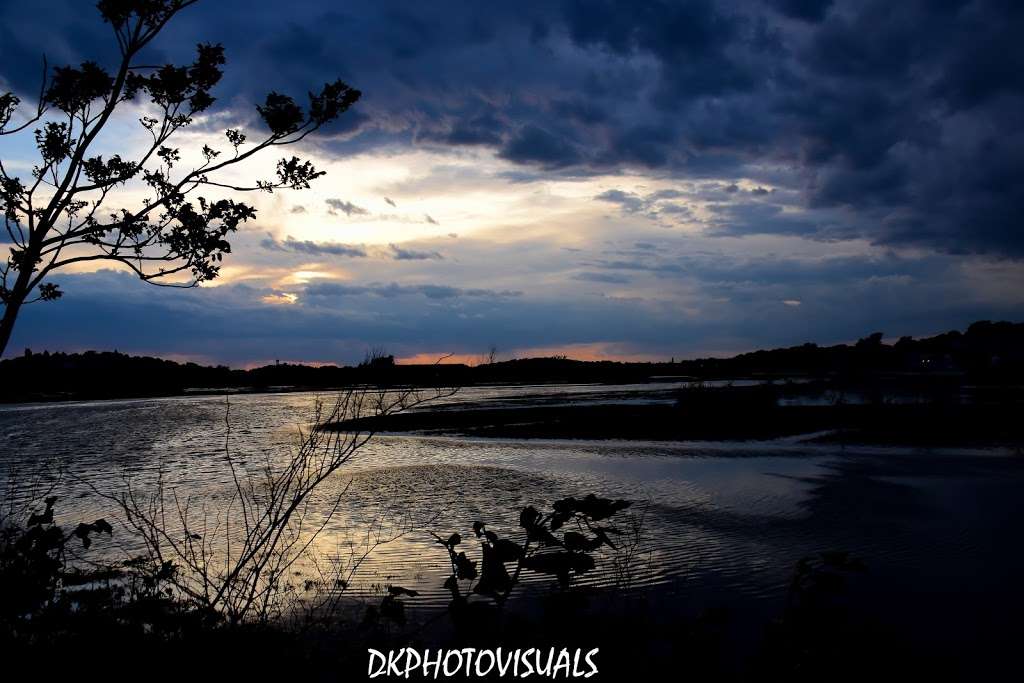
top-left (327, 389), bottom-right (1024, 447)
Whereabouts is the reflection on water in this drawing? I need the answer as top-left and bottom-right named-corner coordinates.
top-left (1, 388), bottom-right (1022, 654)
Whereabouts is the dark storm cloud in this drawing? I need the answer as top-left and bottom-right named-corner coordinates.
top-left (2, 1), bottom-right (1023, 256)
top-left (704, 201), bottom-right (857, 241)
top-left (766, 0), bottom-right (835, 22)
top-left (498, 124), bottom-right (583, 168)
top-left (588, 250), bottom-right (953, 289)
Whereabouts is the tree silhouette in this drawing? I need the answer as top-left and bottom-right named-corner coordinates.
top-left (0, 0), bottom-right (360, 356)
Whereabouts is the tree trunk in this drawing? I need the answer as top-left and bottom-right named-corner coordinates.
top-left (0, 266), bottom-right (34, 358)
top-left (0, 297), bottom-right (22, 359)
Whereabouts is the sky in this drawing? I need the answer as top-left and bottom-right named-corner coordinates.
top-left (1, 0), bottom-right (1023, 366)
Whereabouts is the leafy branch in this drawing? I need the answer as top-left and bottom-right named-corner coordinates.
top-left (0, 0), bottom-right (361, 355)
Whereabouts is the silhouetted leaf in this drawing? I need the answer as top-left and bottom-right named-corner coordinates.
top-left (521, 551), bottom-right (595, 588)
top-left (45, 62), bottom-right (113, 113)
top-left (454, 551), bottom-right (477, 580)
top-left (520, 506), bottom-right (541, 529)
top-left (475, 544), bottom-right (514, 597)
top-left (27, 497), bottom-right (56, 527)
top-left (592, 527), bottom-right (618, 550)
top-left (308, 79), bottom-right (360, 125)
top-left (574, 494), bottom-right (631, 521)
top-left (563, 531), bottom-right (601, 553)
top-left (492, 538), bottom-right (524, 562)
top-left (257, 92), bottom-right (303, 136)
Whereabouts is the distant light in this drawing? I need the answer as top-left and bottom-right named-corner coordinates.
top-left (261, 293), bottom-right (298, 305)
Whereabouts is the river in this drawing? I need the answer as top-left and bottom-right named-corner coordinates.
top-left (1, 384), bottom-right (1021, 672)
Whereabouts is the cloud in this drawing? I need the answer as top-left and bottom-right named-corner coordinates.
top-left (499, 124), bottom-right (581, 168)
top-left (595, 189), bottom-right (647, 214)
top-left (571, 272), bottom-right (632, 284)
top-left (384, 197), bottom-right (397, 207)
top-left (260, 235), bottom-right (367, 257)
top-left (389, 243), bottom-right (443, 261)
top-left (589, 250), bottom-right (955, 291)
top-left (325, 198), bottom-right (369, 217)
top-left (768, 0), bottom-right (834, 22)
top-left (304, 281), bottom-right (521, 300)
top-left (595, 188), bottom-right (694, 222)
top-left (12, 262), bottom-right (1024, 367)
top-left (4, 0), bottom-right (1022, 256)
top-left (260, 236), bottom-right (447, 261)
top-left (704, 202), bottom-right (847, 241)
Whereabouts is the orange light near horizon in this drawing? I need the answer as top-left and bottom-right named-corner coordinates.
top-left (235, 358), bottom-right (341, 370)
top-left (396, 343), bottom-right (666, 365)
top-left (507, 343), bottom-right (665, 363)
top-left (395, 352), bottom-right (481, 365)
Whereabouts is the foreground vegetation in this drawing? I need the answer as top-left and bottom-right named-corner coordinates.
top-left (3, 481), bottom-right (921, 681)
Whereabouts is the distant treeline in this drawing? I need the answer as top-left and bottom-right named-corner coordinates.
top-left (1, 320), bottom-right (1021, 403)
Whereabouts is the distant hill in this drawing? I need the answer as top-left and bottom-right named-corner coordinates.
top-left (0, 320), bottom-right (1021, 403)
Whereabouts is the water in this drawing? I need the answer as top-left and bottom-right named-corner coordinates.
top-left (1, 385), bottom-right (1021, 665)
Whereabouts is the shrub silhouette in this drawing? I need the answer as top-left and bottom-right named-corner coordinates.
top-left (0, 496), bottom-right (115, 627)
top-left (434, 494), bottom-right (632, 615)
